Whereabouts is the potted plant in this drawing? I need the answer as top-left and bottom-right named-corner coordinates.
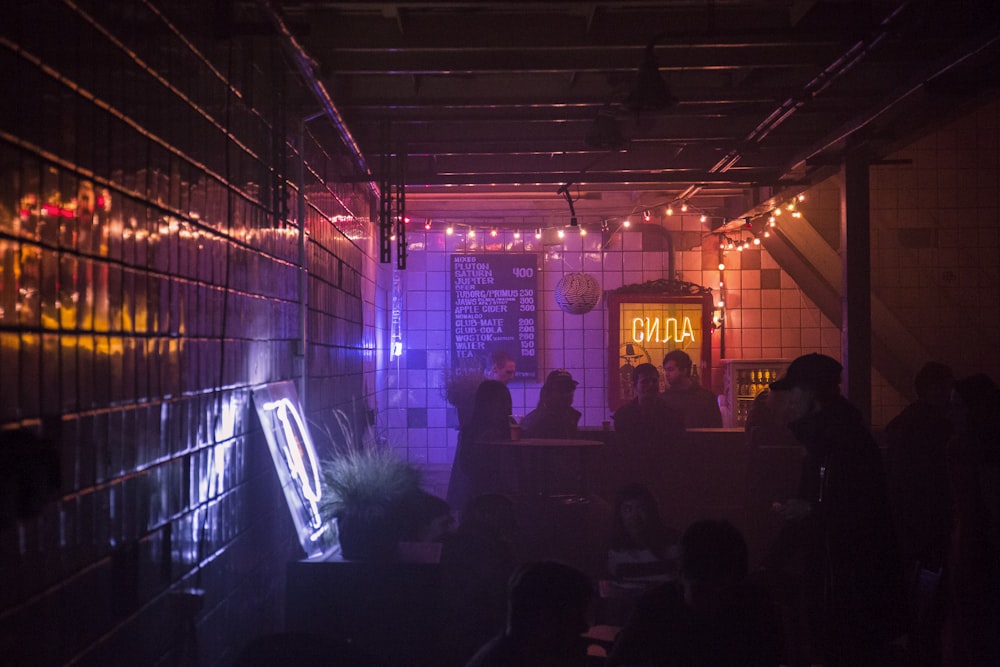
top-left (316, 412), bottom-right (422, 560)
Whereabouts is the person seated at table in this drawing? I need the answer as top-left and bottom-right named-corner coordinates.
top-left (465, 560), bottom-right (598, 667)
top-left (661, 349), bottom-right (723, 428)
top-left (608, 519), bottom-right (782, 667)
top-left (520, 369), bottom-right (582, 439)
top-left (440, 493), bottom-right (520, 667)
top-left (605, 482), bottom-right (680, 584)
top-left (447, 380), bottom-right (513, 511)
top-left (612, 363), bottom-right (685, 490)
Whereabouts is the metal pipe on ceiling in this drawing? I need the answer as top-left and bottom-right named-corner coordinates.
top-left (257, 0), bottom-right (380, 199)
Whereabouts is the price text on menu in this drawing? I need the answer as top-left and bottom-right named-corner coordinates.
top-left (451, 253), bottom-right (539, 378)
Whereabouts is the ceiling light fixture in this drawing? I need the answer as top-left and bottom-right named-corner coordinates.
top-left (625, 36), bottom-right (678, 112)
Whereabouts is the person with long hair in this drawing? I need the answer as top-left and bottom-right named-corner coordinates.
top-left (605, 482), bottom-right (680, 583)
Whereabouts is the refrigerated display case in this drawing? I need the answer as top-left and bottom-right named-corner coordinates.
top-left (719, 359), bottom-right (791, 428)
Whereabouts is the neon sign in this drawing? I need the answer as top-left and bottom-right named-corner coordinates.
top-left (631, 316), bottom-right (696, 344)
top-left (252, 382), bottom-right (334, 558)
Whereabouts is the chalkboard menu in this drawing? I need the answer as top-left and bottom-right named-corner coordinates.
top-left (451, 253), bottom-right (539, 378)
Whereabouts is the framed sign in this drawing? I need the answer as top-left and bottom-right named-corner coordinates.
top-left (451, 253), bottom-right (539, 379)
top-left (607, 279), bottom-right (714, 411)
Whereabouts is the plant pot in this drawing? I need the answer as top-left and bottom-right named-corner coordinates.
top-left (336, 508), bottom-right (404, 561)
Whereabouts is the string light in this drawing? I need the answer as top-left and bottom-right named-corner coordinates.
top-left (535, 228), bottom-right (542, 239)
top-left (424, 219), bottom-right (432, 230)
top-left (643, 210), bottom-right (651, 222)
top-left (513, 229), bottom-right (521, 239)
top-left (490, 228), bottom-right (498, 237)
top-left (446, 224), bottom-right (454, 235)
top-left (557, 229), bottom-right (565, 239)
top-left (579, 227), bottom-right (587, 236)
top-left (468, 228), bottom-right (476, 238)
top-left (665, 205), bottom-right (674, 216)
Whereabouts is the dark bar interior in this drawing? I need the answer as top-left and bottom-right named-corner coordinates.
top-left (1, 2), bottom-right (998, 665)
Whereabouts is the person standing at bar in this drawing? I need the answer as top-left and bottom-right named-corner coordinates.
top-left (520, 369), bottom-right (581, 439)
top-left (766, 353), bottom-right (906, 667)
top-left (661, 349), bottom-right (722, 428)
top-left (612, 363), bottom-right (685, 494)
top-left (447, 380), bottom-right (513, 513)
top-left (486, 349), bottom-right (517, 385)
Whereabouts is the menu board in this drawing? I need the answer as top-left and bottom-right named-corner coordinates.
top-left (451, 253), bottom-right (539, 378)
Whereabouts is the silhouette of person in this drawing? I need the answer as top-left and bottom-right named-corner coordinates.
top-left (884, 362), bottom-right (954, 666)
top-left (612, 363), bottom-right (685, 494)
top-left (465, 560), bottom-right (596, 667)
top-left (447, 380), bottom-right (513, 511)
top-left (661, 349), bottom-right (722, 427)
top-left (765, 353), bottom-right (906, 667)
top-left (608, 519), bottom-right (782, 667)
top-left (440, 494), bottom-right (520, 666)
top-left (941, 373), bottom-right (1000, 667)
top-left (604, 482), bottom-right (679, 584)
top-left (520, 369), bottom-right (582, 439)
top-left (487, 349), bottom-right (517, 384)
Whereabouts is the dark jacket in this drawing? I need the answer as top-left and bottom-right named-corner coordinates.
top-left (787, 396), bottom-right (907, 651)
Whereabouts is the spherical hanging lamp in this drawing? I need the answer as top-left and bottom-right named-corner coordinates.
top-left (554, 272), bottom-right (602, 315)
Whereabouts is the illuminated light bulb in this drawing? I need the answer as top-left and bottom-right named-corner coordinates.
top-left (719, 281), bottom-right (724, 287)
top-left (535, 228), bottom-right (542, 239)
top-left (513, 229), bottom-right (521, 239)
top-left (719, 241), bottom-right (726, 249)
top-left (446, 225), bottom-right (454, 235)
top-left (623, 219), bottom-right (631, 228)
top-left (468, 229), bottom-right (476, 238)
top-left (798, 194), bottom-right (806, 201)
top-left (763, 230), bottom-right (771, 238)
top-left (404, 216), bottom-right (411, 224)
top-left (490, 228), bottom-right (498, 237)
top-left (773, 208), bottom-right (782, 216)
top-left (717, 300), bottom-right (725, 308)
top-left (579, 227), bottom-right (587, 236)
top-left (769, 219), bottom-right (776, 227)
top-left (718, 263), bottom-right (726, 271)
top-left (786, 202), bottom-right (795, 211)
top-left (736, 244), bottom-right (744, 252)
top-left (557, 229), bottom-right (565, 239)
top-left (390, 234), bottom-right (396, 241)
top-left (727, 242), bottom-right (735, 250)
top-left (700, 214), bottom-right (707, 223)
top-left (666, 206), bottom-right (674, 216)
top-left (424, 221), bottom-right (432, 230)
top-left (792, 211), bottom-right (802, 218)
top-left (681, 202), bottom-right (689, 212)
top-left (753, 237), bottom-right (761, 245)
top-left (643, 210), bottom-right (651, 222)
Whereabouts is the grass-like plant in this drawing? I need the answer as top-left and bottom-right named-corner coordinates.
top-left (313, 408), bottom-right (422, 559)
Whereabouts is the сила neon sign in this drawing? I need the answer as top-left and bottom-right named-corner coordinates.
top-left (631, 316), bottom-right (696, 344)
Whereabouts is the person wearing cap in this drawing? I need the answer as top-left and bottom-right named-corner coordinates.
top-left (520, 369), bottom-right (582, 439)
top-left (661, 349), bottom-right (723, 428)
top-left (764, 353), bottom-right (906, 667)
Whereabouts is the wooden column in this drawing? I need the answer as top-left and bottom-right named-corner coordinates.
top-left (840, 157), bottom-right (872, 424)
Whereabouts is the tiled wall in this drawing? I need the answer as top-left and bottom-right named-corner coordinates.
top-left (0, 2), bottom-right (381, 665)
top-left (391, 215), bottom-right (843, 470)
top-left (391, 99), bottom-right (1000, 469)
